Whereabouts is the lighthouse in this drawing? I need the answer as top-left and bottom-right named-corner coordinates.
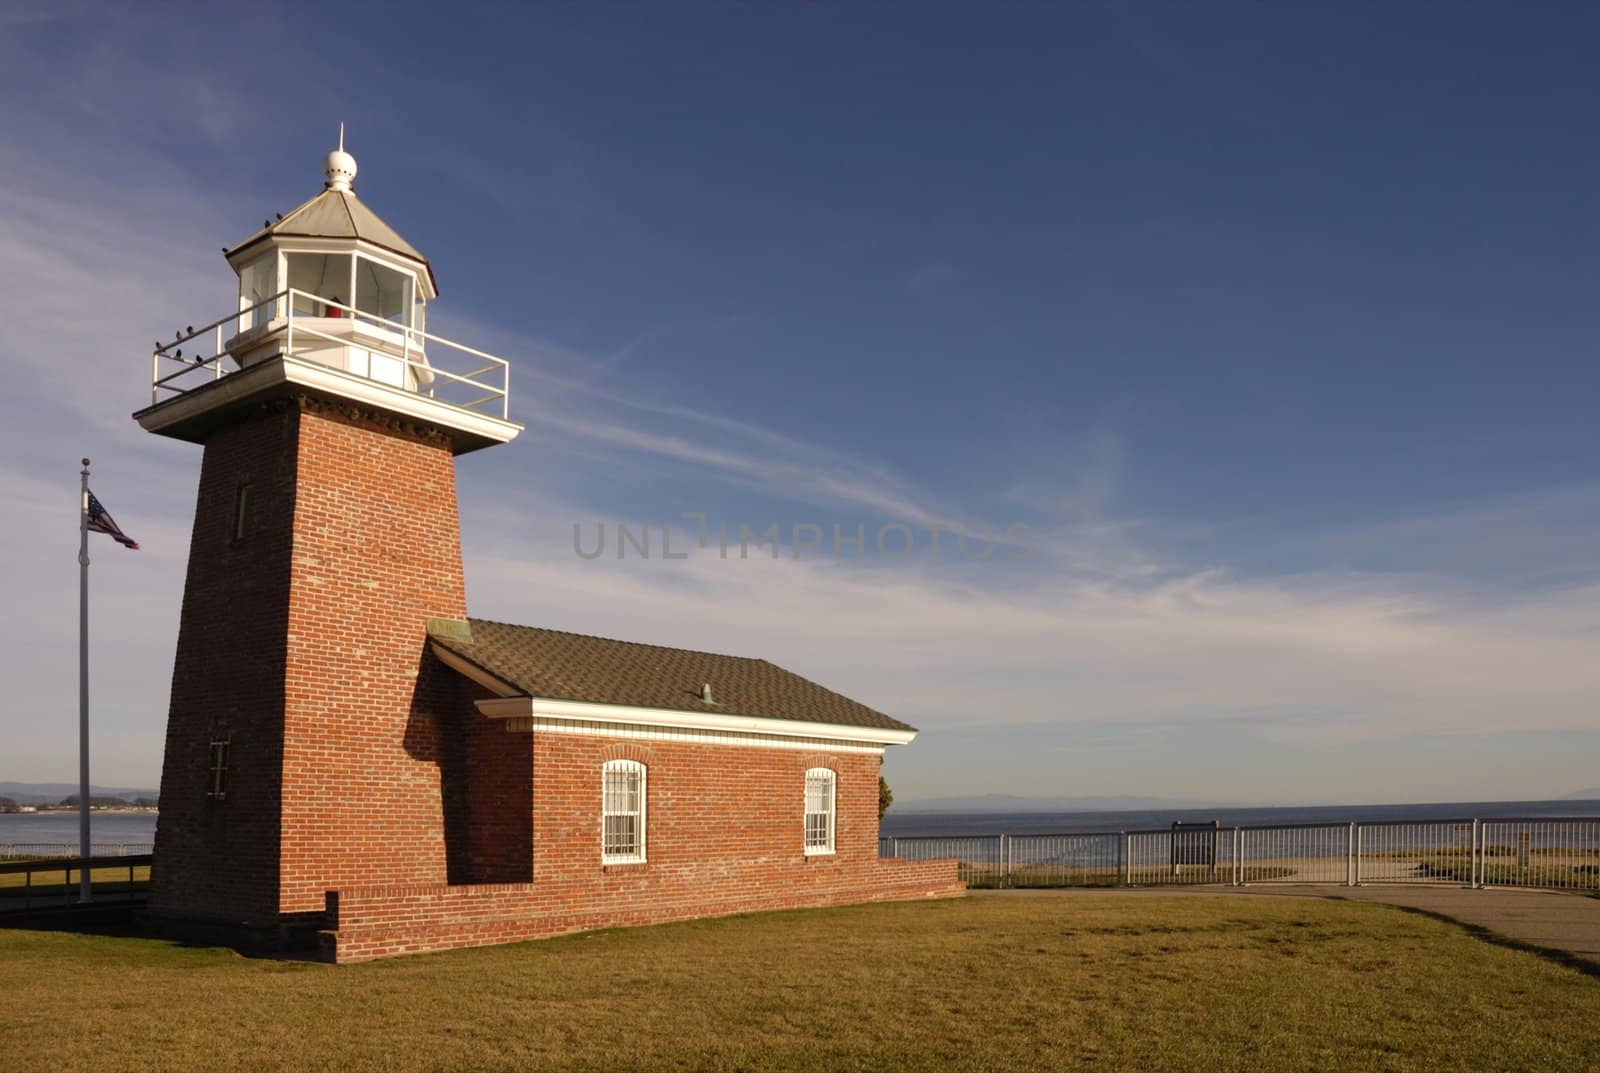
top-left (136, 136), bottom-right (954, 964)
top-left (137, 136), bottom-right (520, 946)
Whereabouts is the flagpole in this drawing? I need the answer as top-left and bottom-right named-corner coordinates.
top-left (78, 457), bottom-right (92, 903)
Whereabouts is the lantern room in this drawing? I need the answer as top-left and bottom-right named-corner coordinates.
top-left (223, 135), bottom-right (436, 391)
top-left (137, 133), bottom-right (520, 454)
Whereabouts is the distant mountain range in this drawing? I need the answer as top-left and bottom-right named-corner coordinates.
top-left (0, 781), bottom-right (158, 804)
top-left (1563, 788), bottom-right (1600, 801)
top-left (894, 793), bottom-right (1244, 813)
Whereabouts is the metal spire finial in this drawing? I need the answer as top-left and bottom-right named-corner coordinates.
top-left (324, 124), bottom-right (357, 192)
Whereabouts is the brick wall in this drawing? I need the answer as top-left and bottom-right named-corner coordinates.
top-left (151, 397), bottom-right (469, 926)
top-left (456, 682), bottom-right (533, 884)
top-left (277, 401), bottom-right (467, 915)
top-left (149, 406), bottom-right (298, 926)
top-left (321, 727), bottom-right (964, 962)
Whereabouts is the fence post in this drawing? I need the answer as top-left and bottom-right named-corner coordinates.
top-left (997, 834), bottom-right (1008, 888)
top-left (1346, 823), bottom-right (1355, 887)
top-left (1471, 819), bottom-right (1481, 889)
top-left (1119, 833), bottom-right (1131, 886)
top-left (889, 836), bottom-right (898, 860)
top-left (1232, 827), bottom-right (1242, 886)
top-left (1354, 825), bottom-right (1363, 886)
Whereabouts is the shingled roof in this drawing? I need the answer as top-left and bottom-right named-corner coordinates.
top-left (431, 618), bottom-right (915, 734)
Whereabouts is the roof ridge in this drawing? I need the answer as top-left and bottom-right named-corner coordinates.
top-left (466, 617), bottom-right (770, 664)
top-left (337, 189), bottom-right (358, 232)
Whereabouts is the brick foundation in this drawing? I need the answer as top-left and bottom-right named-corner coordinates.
top-left (323, 858), bottom-right (964, 962)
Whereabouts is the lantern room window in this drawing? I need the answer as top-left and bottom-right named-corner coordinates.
top-left (279, 251), bottom-right (421, 327)
top-left (356, 256), bottom-right (412, 325)
top-left (237, 254), bottom-right (277, 333)
top-left (286, 252), bottom-right (353, 316)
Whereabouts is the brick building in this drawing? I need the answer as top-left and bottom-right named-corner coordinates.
top-left (136, 140), bottom-right (961, 962)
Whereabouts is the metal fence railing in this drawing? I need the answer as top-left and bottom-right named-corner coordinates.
top-left (1008, 832), bottom-right (1123, 888)
top-left (881, 818), bottom-right (1600, 893)
top-left (0, 842), bottom-right (153, 859)
top-left (1238, 823), bottom-right (1350, 885)
top-left (0, 854), bottom-right (152, 912)
top-left (1477, 819), bottom-right (1600, 892)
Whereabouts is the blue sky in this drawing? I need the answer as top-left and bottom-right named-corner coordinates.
top-left (2, 2), bottom-right (1598, 803)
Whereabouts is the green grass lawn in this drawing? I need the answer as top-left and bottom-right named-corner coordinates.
top-left (1, 894), bottom-right (1596, 1072)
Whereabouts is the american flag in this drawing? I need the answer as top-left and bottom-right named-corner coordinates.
top-left (86, 490), bottom-right (140, 550)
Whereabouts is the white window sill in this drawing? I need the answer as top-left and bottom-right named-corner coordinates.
top-left (804, 847), bottom-right (836, 857)
top-left (602, 856), bottom-right (647, 866)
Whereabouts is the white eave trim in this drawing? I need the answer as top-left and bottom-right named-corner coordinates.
top-left (482, 695), bottom-right (918, 747)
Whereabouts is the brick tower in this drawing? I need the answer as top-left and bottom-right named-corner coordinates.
top-left (136, 137), bottom-right (520, 945)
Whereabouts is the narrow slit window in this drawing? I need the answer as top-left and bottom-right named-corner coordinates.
top-left (207, 739), bottom-right (230, 800)
top-left (601, 759), bottom-right (646, 863)
top-left (232, 483), bottom-right (253, 543)
top-left (805, 768), bottom-right (835, 855)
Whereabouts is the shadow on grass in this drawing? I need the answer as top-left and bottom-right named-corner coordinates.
top-left (0, 902), bottom-right (309, 959)
top-left (1323, 896), bottom-right (1600, 981)
top-left (0, 900), bottom-right (144, 937)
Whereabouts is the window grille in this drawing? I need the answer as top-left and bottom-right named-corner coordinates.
top-left (207, 739), bottom-right (230, 800)
top-left (602, 759), bottom-right (646, 863)
top-left (805, 768), bottom-right (835, 854)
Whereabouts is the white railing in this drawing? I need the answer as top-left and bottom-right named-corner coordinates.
top-left (882, 816), bottom-right (1600, 893)
top-left (1478, 819), bottom-right (1600, 892)
top-left (1237, 823), bottom-right (1351, 884)
top-left (1005, 832), bottom-right (1123, 888)
top-left (882, 835), bottom-right (1006, 887)
top-left (0, 842), bottom-right (152, 859)
top-left (150, 288), bottom-right (511, 420)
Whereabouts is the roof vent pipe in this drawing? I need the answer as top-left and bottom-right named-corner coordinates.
top-left (701, 683), bottom-right (714, 704)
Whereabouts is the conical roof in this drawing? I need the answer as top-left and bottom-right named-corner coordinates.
top-left (226, 186), bottom-right (436, 293)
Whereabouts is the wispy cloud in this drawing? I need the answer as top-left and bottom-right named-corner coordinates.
top-left (466, 484), bottom-right (1600, 800)
top-left (3, 13), bottom-right (1598, 807)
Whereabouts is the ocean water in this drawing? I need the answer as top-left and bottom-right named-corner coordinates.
top-left (0, 810), bottom-right (157, 848)
top-left (7, 798), bottom-right (1599, 849)
top-left (881, 798), bottom-right (1600, 837)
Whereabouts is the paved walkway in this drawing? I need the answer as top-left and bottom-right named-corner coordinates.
top-left (977, 885), bottom-right (1600, 970)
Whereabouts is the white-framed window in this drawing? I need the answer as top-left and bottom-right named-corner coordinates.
top-left (602, 759), bottom-right (646, 864)
top-left (804, 768), bottom-right (835, 855)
